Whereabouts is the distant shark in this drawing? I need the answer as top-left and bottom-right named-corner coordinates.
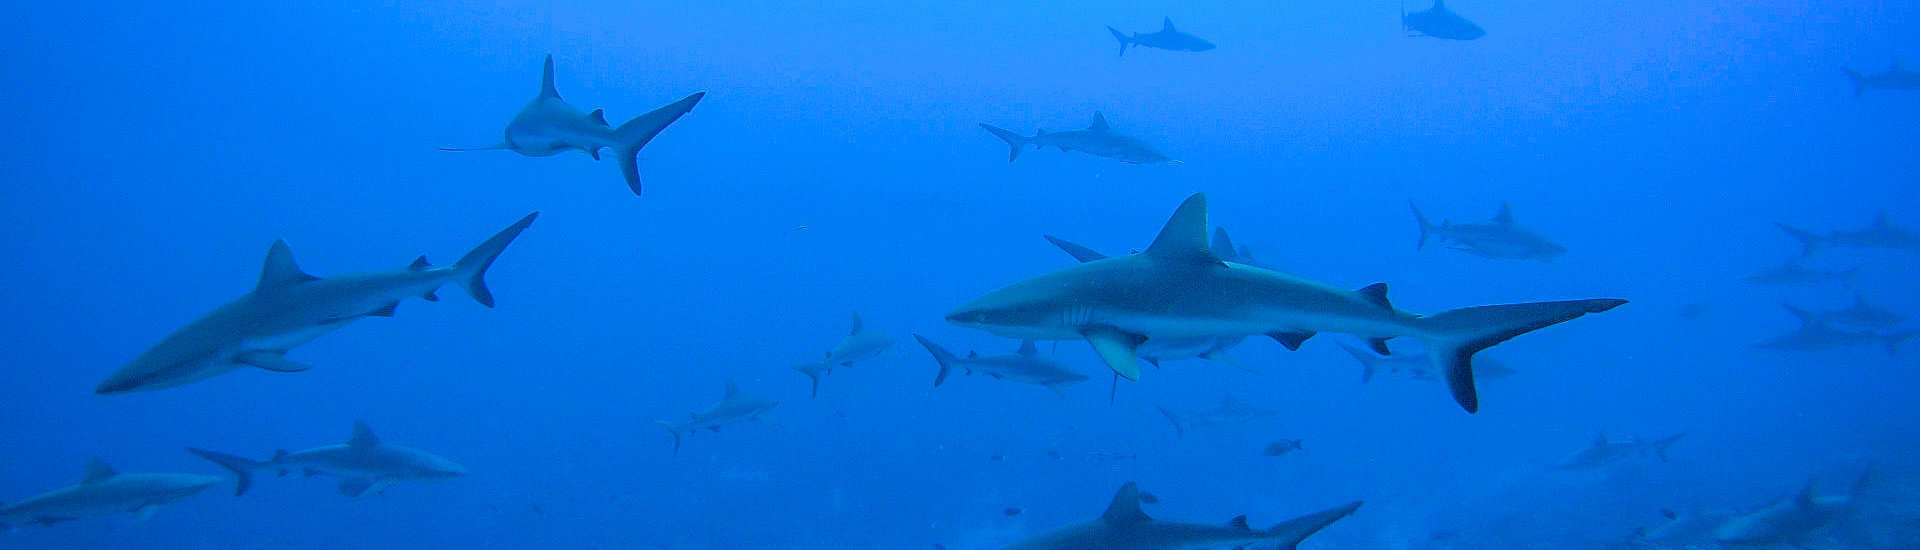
top-left (1337, 342), bottom-right (1515, 384)
top-left (914, 335), bottom-right (1089, 395)
top-left (791, 313), bottom-right (894, 397)
top-left (442, 54), bottom-right (705, 196)
top-left (1106, 17), bottom-right (1216, 56)
top-left (1553, 432), bottom-right (1685, 470)
top-left (0, 459), bottom-right (219, 529)
top-left (1813, 292), bottom-right (1907, 329)
top-left (1777, 214), bottom-right (1920, 255)
top-left (949, 193), bottom-right (1625, 412)
top-left (1002, 482), bottom-right (1360, 550)
top-left (1756, 305), bottom-right (1913, 355)
top-left (1742, 259), bottom-right (1856, 286)
top-left (96, 213), bottom-right (538, 394)
top-left (1402, 0), bottom-right (1485, 40)
top-left (1410, 202), bottom-right (1566, 261)
top-left (656, 379), bottom-right (779, 456)
top-left (980, 112), bottom-right (1174, 165)
top-left (1158, 394), bottom-right (1274, 438)
top-left (188, 421), bottom-right (468, 498)
top-left (1713, 470), bottom-right (1871, 546)
top-left (1844, 58), bottom-right (1920, 96)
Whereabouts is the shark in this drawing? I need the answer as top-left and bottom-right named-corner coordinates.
top-left (1713, 470), bottom-right (1871, 546)
top-left (1337, 342), bottom-right (1515, 384)
top-left (0, 459), bottom-right (220, 529)
top-left (791, 313), bottom-right (894, 397)
top-left (1630, 507), bottom-right (1734, 548)
top-left (1410, 202), bottom-right (1566, 261)
top-left (95, 212), bottom-right (538, 394)
top-left (1742, 259), bottom-right (1856, 286)
top-left (1844, 58), bottom-right (1920, 96)
top-left (1813, 292), bottom-right (1907, 329)
top-left (979, 112), bottom-right (1174, 165)
top-left (656, 379), bottom-right (779, 456)
top-left (1756, 306), bottom-right (1913, 355)
top-left (948, 193), bottom-right (1626, 413)
top-left (441, 54), bottom-right (705, 196)
top-left (914, 335), bottom-right (1090, 395)
top-left (1042, 234), bottom-right (1248, 370)
top-left (1552, 432), bottom-right (1686, 470)
top-left (1402, 0), bottom-right (1486, 40)
top-left (1106, 17), bottom-right (1216, 57)
top-left (1158, 395), bottom-right (1275, 438)
top-left (187, 421), bottom-right (468, 498)
top-left (1002, 482), bottom-right (1360, 550)
top-left (1777, 214), bottom-right (1920, 256)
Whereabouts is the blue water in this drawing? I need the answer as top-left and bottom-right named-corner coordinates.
top-left (3, 1), bottom-right (1918, 548)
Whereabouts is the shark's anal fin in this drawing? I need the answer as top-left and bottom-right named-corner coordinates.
top-left (1100, 482), bottom-right (1153, 525)
top-left (237, 352), bottom-right (313, 373)
top-left (1083, 327), bottom-right (1146, 380)
top-left (1366, 338), bottom-right (1392, 355)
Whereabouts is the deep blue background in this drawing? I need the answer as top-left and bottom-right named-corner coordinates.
top-left (2, 1), bottom-right (1917, 548)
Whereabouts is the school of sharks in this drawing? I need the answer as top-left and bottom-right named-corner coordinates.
top-left (6, 1), bottom-right (1919, 549)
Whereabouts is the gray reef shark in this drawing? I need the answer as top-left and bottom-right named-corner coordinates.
top-left (980, 112), bottom-right (1174, 165)
top-left (1757, 305), bottom-right (1913, 355)
top-left (442, 54), bottom-right (705, 196)
top-left (1158, 394), bottom-right (1275, 438)
top-left (1553, 432), bottom-right (1686, 470)
top-left (1713, 471), bottom-right (1871, 546)
top-left (950, 193), bottom-right (1626, 413)
top-left (1777, 214), bottom-right (1920, 255)
top-left (1106, 18), bottom-right (1216, 56)
top-left (1815, 292), bottom-right (1907, 329)
top-left (1844, 58), bottom-right (1920, 96)
top-left (96, 213), bottom-right (538, 394)
top-left (1743, 259), bottom-right (1856, 286)
top-left (1042, 234), bottom-right (1248, 370)
top-left (1410, 202), bottom-right (1566, 261)
top-left (656, 379), bottom-right (779, 456)
top-left (1337, 342), bottom-right (1515, 384)
top-left (1002, 482), bottom-right (1360, 550)
top-left (914, 335), bottom-right (1089, 395)
top-left (791, 313), bottom-right (894, 397)
top-left (0, 459), bottom-right (219, 529)
top-left (188, 421), bottom-right (468, 498)
top-left (1402, 0), bottom-right (1486, 40)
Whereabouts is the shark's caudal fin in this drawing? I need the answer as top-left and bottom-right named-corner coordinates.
top-left (791, 364), bottom-right (826, 397)
top-left (1844, 68), bottom-right (1866, 97)
top-left (1409, 202), bottom-right (1435, 250)
top-left (979, 123), bottom-right (1030, 162)
top-left (913, 334), bottom-right (962, 387)
top-left (1652, 433), bottom-right (1686, 462)
top-left (1337, 343), bottom-right (1382, 384)
top-left (1157, 407), bottom-right (1186, 438)
top-left (1774, 223), bottom-right (1825, 256)
top-left (1416, 298), bottom-right (1628, 412)
top-left (655, 421), bottom-right (684, 456)
top-left (613, 92), bottom-right (706, 196)
top-left (186, 448), bottom-right (264, 496)
top-left (1263, 501), bottom-right (1364, 550)
top-left (1107, 26), bottom-right (1131, 57)
top-left (453, 212), bottom-right (539, 307)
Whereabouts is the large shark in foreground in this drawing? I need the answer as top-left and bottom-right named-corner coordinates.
top-left (1402, 0), bottom-right (1486, 40)
top-left (949, 193), bottom-right (1626, 412)
top-left (1003, 482), bottom-right (1359, 550)
top-left (1713, 470), bottom-right (1871, 546)
top-left (656, 379), bottom-right (779, 456)
top-left (442, 55), bottom-right (705, 196)
top-left (188, 421), bottom-right (468, 498)
top-left (979, 112), bottom-right (1174, 165)
top-left (96, 213), bottom-right (539, 394)
top-left (1553, 432), bottom-right (1686, 470)
top-left (1106, 18), bottom-right (1216, 56)
top-left (791, 313), bottom-right (894, 397)
top-left (0, 460), bottom-right (219, 529)
top-left (915, 335), bottom-right (1089, 395)
top-left (1410, 202), bottom-right (1566, 261)
top-left (1777, 214), bottom-right (1920, 255)
top-left (1157, 395), bottom-right (1275, 438)
top-left (1844, 59), bottom-right (1920, 96)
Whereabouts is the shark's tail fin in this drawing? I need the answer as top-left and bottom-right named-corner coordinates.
top-left (1264, 501), bottom-right (1363, 550)
top-left (453, 212), bottom-right (539, 308)
top-left (1774, 223), bottom-right (1825, 257)
top-left (611, 92), bottom-right (706, 196)
top-left (655, 421), bottom-right (684, 456)
top-left (1157, 407), bottom-right (1186, 438)
top-left (1845, 68), bottom-right (1866, 97)
top-left (1409, 202), bottom-right (1435, 251)
top-left (1107, 26), bottom-right (1131, 56)
top-left (1416, 299), bottom-right (1628, 413)
top-left (913, 334), bottom-right (961, 387)
top-left (791, 364), bottom-right (826, 397)
top-left (979, 123), bottom-right (1030, 162)
top-left (186, 448), bottom-right (264, 496)
top-left (1653, 433), bottom-right (1686, 462)
top-left (1337, 343), bottom-right (1382, 384)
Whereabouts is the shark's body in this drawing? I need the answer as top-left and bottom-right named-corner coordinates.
top-left (1777, 214), bottom-right (1920, 256)
top-left (96, 213), bottom-right (538, 394)
top-left (915, 335), bottom-right (1089, 394)
top-left (188, 421), bottom-right (467, 498)
top-left (792, 314), bottom-right (894, 397)
top-left (1106, 18), bottom-right (1216, 56)
top-left (1003, 482), bottom-right (1359, 550)
top-left (1337, 342), bottom-right (1515, 384)
top-left (1553, 433), bottom-right (1686, 470)
top-left (980, 112), bottom-right (1173, 165)
top-left (656, 380), bottom-right (778, 455)
top-left (0, 460), bottom-right (219, 530)
top-left (1816, 292), bottom-right (1906, 329)
top-left (1743, 260), bottom-right (1855, 286)
top-left (950, 193), bottom-right (1625, 412)
top-left (1043, 235), bottom-right (1247, 369)
top-left (1410, 202), bottom-right (1566, 261)
top-left (1844, 59), bottom-right (1920, 96)
top-left (443, 55), bottom-right (704, 196)
top-left (1402, 0), bottom-right (1486, 40)
top-left (1713, 472), bottom-right (1869, 545)
top-left (1157, 395), bottom-right (1274, 438)
top-left (1756, 306), bottom-right (1913, 355)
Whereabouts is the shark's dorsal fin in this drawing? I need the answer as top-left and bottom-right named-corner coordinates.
top-left (257, 240), bottom-right (319, 293)
top-left (1355, 283), bottom-right (1392, 310)
top-left (850, 313), bottom-right (864, 335)
top-left (1089, 111), bottom-right (1111, 132)
top-left (1659, 508), bottom-right (1678, 520)
top-left (1144, 194), bottom-right (1221, 265)
top-left (349, 421), bottom-right (380, 448)
top-left (1226, 515), bottom-right (1251, 531)
top-left (1045, 235), bottom-right (1109, 263)
top-left (1161, 17), bottom-right (1176, 32)
top-left (1433, 0), bottom-right (1447, 10)
top-left (1592, 430), bottom-right (1607, 446)
top-left (1017, 340), bottom-right (1038, 356)
top-left (82, 458), bottom-right (117, 483)
top-left (409, 255), bottom-right (433, 271)
top-left (723, 379), bottom-right (741, 398)
top-left (538, 54), bottom-right (561, 100)
top-left (587, 109), bottom-right (609, 126)
top-left (967, 350), bottom-right (980, 359)
top-left (1794, 479), bottom-right (1817, 509)
top-left (1100, 482), bottom-right (1153, 525)
top-left (1210, 228), bottom-right (1238, 260)
top-left (1493, 203), bottom-right (1515, 225)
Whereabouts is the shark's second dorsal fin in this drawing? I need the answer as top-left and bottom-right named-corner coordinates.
top-left (1089, 111), bottom-right (1111, 132)
top-left (349, 421), bottom-right (380, 448)
top-left (1101, 482), bottom-right (1153, 525)
top-left (1210, 228), bottom-right (1238, 260)
top-left (1144, 194), bottom-right (1222, 265)
top-left (538, 55), bottom-right (561, 99)
top-left (257, 240), bottom-right (319, 293)
top-left (849, 313), bottom-right (864, 335)
top-left (723, 379), bottom-right (741, 398)
top-left (1493, 203), bottom-right (1515, 225)
top-left (588, 109), bottom-right (608, 126)
top-left (1017, 340), bottom-right (1038, 356)
top-left (1162, 17), bottom-right (1176, 32)
top-left (82, 458), bottom-right (117, 483)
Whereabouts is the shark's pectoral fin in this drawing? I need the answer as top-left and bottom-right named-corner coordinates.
top-left (1268, 331), bottom-right (1316, 351)
top-left (237, 352), bottom-right (313, 373)
top-left (337, 478), bottom-right (376, 498)
top-left (132, 504), bottom-right (160, 522)
top-left (1083, 327), bottom-right (1147, 380)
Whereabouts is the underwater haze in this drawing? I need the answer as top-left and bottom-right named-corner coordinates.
top-left (3, 0), bottom-right (1919, 548)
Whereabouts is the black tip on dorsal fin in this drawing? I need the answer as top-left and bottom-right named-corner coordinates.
top-left (1226, 515), bottom-right (1250, 531)
top-left (587, 109), bottom-right (608, 126)
top-left (1100, 482), bottom-right (1152, 525)
top-left (539, 54), bottom-right (560, 99)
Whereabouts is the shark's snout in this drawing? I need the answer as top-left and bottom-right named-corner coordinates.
top-left (94, 375), bottom-right (141, 395)
top-left (944, 308), bottom-right (989, 326)
top-left (1194, 41), bottom-right (1216, 51)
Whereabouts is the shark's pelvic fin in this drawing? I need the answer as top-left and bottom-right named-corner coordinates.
top-left (1337, 343), bottom-right (1381, 383)
top-left (452, 212), bottom-right (539, 307)
top-left (1100, 482), bottom-right (1153, 525)
top-left (1268, 330), bottom-right (1316, 351)
top-left (238, 352), bottom-right (313, 373)
top-left (337, 478), bottom-right (376, 498)
top-left (256, 240), bottom-right (320, 293)
top-left (1084, 327), bottom-right (1146, 380)
top-left (1418, 298), bottom-right (1628, 412)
